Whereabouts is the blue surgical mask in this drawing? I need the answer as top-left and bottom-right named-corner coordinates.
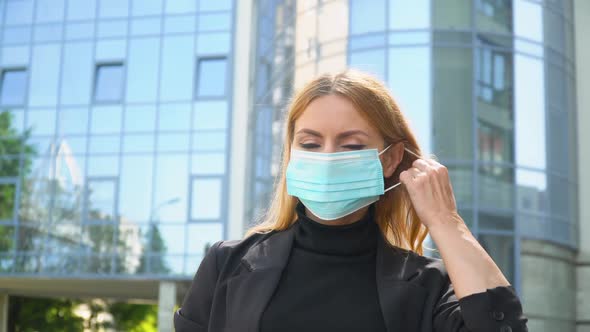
top-left (286, 145), bottom-right (413, 220)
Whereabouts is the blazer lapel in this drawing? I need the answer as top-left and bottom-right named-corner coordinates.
top-left (375, 233), bottom-right (429, 332)
top-left (225, 226), bottom-right (295, 332)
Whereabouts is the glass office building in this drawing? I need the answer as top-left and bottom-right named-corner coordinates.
top-left (0, 0), bottom-right (235, 278)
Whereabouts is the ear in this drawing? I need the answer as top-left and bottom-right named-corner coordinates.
top-left (381, 142), bottom-right (404, 178)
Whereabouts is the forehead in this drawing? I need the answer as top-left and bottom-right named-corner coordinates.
top-left (295, 94), bottom-right (375, 132)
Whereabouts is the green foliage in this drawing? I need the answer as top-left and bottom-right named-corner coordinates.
top-left (8, 296), bottom-right (84, 332)
top-left (109, 302), bottom-right (158, 332)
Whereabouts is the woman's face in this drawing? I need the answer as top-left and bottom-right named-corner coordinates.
top-left (292, 94), bottom-right (403, 179)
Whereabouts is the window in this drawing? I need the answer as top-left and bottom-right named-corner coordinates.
top-left (0, 180), bottom-right (17, 223)
top-left (94, 63), bottom-right (124, 103)
top-left (84, 177), bottom-right (118, 223)
top-left (190, 177), bottom-right (222, 221)
top-left (350, 0), bottom-right (386, 34)
top-left (196, 57), bottom-right (227, 98)
top-left (0, 69), bottom-right (28, 106)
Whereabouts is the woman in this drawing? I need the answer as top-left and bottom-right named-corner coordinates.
top-left (175, 70), bottom-right (528, 332)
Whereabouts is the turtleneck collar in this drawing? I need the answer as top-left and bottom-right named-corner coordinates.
top-left (293, 201), bottom-right (379, 256)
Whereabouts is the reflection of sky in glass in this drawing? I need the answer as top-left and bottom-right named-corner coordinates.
top-left (515, 54), bottom-right (545, 170)
top-left (124, 105), bottom-right (157, 132)
top-left (61, 43), bottom-right (93, 104)
top-left (197, 58), bottom-right (227, 97)
top-left (29, 44), bottom-right (60, 107)
top-left (349, 50), bottom-right (386, 81)
top-left (388, 47), bottom-right (431, 154)
top-left (350, 0), bottom-right (386, 34)
top-left (126, 38), bottom-right (159, 103)
top-left (389, 0), bottom-right (430, 30)
top-left (513, 0), bottom-right (543, 42)
top-left (91, 106), bottom-right (122, 133)
top-left (94, 64), bottom-right (124, 102)
top-left (1, 69), bottom-right (27, 105)
top-left (161, 36), bottom-right (195, 101)
top-left (155, 155), bottom-right (188, 222)
top-left (120, 155), bottom-right (153, 222)
top-left (191, 178), bottom-right (222, 220)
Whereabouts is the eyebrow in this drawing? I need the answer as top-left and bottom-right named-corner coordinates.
top-left (295, 128), bottom-right (369, 139)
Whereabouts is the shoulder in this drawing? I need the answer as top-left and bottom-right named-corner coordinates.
top-left (205, 230), bottom-right (282, 273)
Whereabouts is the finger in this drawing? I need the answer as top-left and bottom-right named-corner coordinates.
top-left (412, 159), bottom-right (432, 172)
top-left (408, 167), bottom-right (422, 179)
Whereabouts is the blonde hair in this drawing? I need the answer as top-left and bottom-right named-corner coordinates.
top-left (245, 69), bottom-right (429, 255)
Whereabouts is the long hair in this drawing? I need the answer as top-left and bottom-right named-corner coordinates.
top-left (245, 69), bottom-right (429, 255)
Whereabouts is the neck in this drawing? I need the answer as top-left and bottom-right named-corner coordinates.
top-left (305, 206), bottom-right (371, 226)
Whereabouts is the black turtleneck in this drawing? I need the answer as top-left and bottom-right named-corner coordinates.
top-left (259, 202), bottom-right (387, 332)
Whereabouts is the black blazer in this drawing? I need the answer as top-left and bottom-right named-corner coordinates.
top-left (174, 224), bottom-right (528, 332)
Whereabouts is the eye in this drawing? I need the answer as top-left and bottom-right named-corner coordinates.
top-left (343, 144), bottom-right (366, 150)
top-left (299, 143), bottom-right (320, 149)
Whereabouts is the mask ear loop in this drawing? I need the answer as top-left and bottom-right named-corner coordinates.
top-left (383, 146), bottom-right (422, 193)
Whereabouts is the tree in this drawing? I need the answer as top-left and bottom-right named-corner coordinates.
top-left (108, 301), bottom-right (158, 332)
top-left (137, 224), bottom-right (170, 274)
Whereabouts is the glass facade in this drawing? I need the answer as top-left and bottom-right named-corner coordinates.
top-left (0, 0), bottom-right (235, 277)
top-left (250, 0), bottom-right (578, 291)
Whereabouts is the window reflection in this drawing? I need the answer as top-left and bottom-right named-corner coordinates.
top-left (349, 49), bottom-right (386, 81)
top-left (119, 155), bottom-right (153, 223)
top-left (350, 0), bottom-right (386, 34)
top-left (478, 234), bottom-right (514, 283)
top-left (27, 109), bottom-right (56, 137)
top-left (131, 0), bottom-right (163, 17)
top-left (433, 47), bottom-right (473, 159)
top-left (154, 155), bottom-right (188, 223)
top-left (187, 223), bottom-right (223, 254)
top-left (198, 13), bottom-right (232, 32)
top-left (476, 45), bottom-right (512, 107)
top-left (388, 47), bottom-right (431, 154)
top-left (193, 101), bottom-right (228, 130)
top-left (94, 64), bottom-right (124, 103)
top-left (157, 133), bottom-right (190, 152)
top-left (67, 0), bottom-right (97, 20)
top-left (62, 43), bottom-right (93, 105)
top-left (91, 105), bottom-right (123, 133)
top-left (193, 131), bottom-right (226, 152)
top-left (196, 57), bottom-right (228, 98)
top-left (35, 0), bottom-right (64, 23)
top-left (161, 36), bottom-right (195, 101)
top-left (164, 15), bottom-right (196, 34)
top-left (199, 0), bottom-right (233, 12)
top-left (126, 38), bottom-right (160, 103)
top-left (99, 0), bottom-right (129, 18)
top-left (513, 0), bottom-right (543, 42)
top-left (433, 0), bottom-right (471, 29)
top-left (165, 0), bottom-right (196, 14)
top-left (154, 225), bottom-right (186, 254)
top-left (191, 177), bottom-right (222, 220)
top-left (5, 0), bottom-right (34, 26)
top-left (516, 169), bottom-right (547, 214)
top-left (159, 103), bottom-right (192, 131)
top-left (389, 0), bottom-right (429, 30)
top-left (191, 153), bottom-right (226, 175)
top-left (196, 33), bottom-right (231, 55)
top-left (29, 44), bottom-right (61, 107)
top-left (514, 54), bottom-right (545, 170)
top-left (479, 165), bottom-right (514, 210)
top-left (476, 0), bottom-right (512, 33)
top-left (0, 69), bottom-right (28, 106)
top-left (85, 178), bottom-right (118, 223)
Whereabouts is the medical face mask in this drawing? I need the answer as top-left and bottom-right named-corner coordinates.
top-left (286, 145), bottom-right (413, 220)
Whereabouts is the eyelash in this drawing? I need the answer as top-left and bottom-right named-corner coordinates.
top-left (298, 143), bottom-right (366, 150)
